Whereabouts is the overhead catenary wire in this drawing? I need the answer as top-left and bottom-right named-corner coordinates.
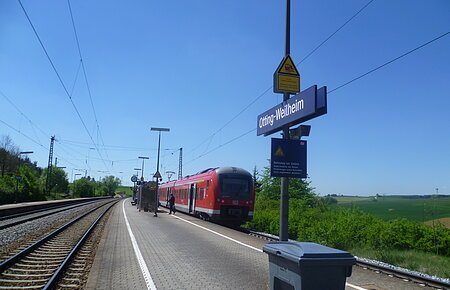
top-left (0, 89), bottom-right (50, 142)
top-left (297, 0), bottom-right (376, 66)
top-left (183, 30), bottom-right (450, 165)
top-left (0, 88), bottom-right (87, 169)
top-left (328, 31), bottom-right (450, 94)
top-left (0, 118), bottom-right (83, 168)
top-left (59, 139), bottom-right (150, 151)
top-left (187, 0), bottom-right (375, 160)
top-left (67, 0), bottom-right (110, 161)
top-left (17, 0), bottom-right (109, 171)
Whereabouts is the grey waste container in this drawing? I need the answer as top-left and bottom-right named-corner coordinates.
top-left (263, 242), bottom-right (356, 290)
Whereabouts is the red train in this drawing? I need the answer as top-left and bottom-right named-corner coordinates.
top-left (158, 167), bottom-right (255, 225)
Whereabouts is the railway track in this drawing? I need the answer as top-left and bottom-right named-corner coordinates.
top-left (0, 200), bottom-right (101, 231)
top-left (0, 199), bottom-right (118, 289)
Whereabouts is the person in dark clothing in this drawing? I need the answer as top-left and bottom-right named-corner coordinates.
top-left (168, 193), bottom-right (176, 214)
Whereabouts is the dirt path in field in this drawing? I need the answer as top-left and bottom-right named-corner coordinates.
top-left (425, 217), bottom-right (450, 229)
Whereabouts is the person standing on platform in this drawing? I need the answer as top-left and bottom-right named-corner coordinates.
top-left (168, 193), bottom-right (176, 214)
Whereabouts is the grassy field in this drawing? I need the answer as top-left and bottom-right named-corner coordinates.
top-left (117, 186), bottom-right (133, 196)
top-left (333, 195), bottom-right (450, 223)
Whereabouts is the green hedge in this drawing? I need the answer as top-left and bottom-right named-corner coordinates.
top-left (247, 196), bottom-right (450, 257)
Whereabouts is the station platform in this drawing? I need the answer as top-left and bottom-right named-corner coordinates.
top-left (85, 198), bottom-right (270, 289)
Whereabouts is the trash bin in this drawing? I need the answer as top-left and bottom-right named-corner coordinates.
top-left (263, 242), bottom-right (356, 290)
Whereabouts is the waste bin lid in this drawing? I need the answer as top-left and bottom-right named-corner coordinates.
top-left (263, 242), bottom-right (355, 266)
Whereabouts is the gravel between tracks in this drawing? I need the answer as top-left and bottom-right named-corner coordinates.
top-left (0, 201), bottom-right (111, 262)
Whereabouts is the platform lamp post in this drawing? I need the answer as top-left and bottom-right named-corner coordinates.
top-left (134, 168), bottom-right (142, 176)
top-left (133, 167), bottom-right (141, 192)
top-left (166, 171), bottom-right (175, 181)
top-left (151, 127), bottom-right (170, 217)
top-left (74, 173), bottom-right (82, 181)
top-left (138, 156), bottom-right (149, 182)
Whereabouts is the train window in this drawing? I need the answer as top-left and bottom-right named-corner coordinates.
top-left (220, 177), bottom-right (250, 199)
top-left (199, 188), bottom-right (205, 200)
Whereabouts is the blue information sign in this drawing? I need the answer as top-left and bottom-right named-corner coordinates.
top-left (271, 138), bottom-right (307, 178)
top-left (257, 85), bottom-right (327, 136)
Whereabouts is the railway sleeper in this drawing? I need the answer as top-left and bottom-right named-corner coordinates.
top-left (33, 249), bottom-right (67, 255)
top-left (0, 277), bottom-right (47, 283)
top-left (1, 273), bottom-right (52, 278)
top-left (64, 272), bottom-right (83, 277)
top-left (18, 260), bottom-right (63, 266)
top-left (8, 267), bottom-right (54, 273)
top-left (58, 283), bottom-right (81, 289)
top-left (60, 277), bottom-right (81, 283)
top-left (25, 256), bottom-right (65, 261)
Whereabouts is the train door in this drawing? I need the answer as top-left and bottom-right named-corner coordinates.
top-left (189, 184), bottom-right (196, 213)
top-left (166, 187), bottom-right (170, 207)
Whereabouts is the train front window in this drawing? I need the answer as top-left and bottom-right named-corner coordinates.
top-left (220, 177), bottom-right (250, 199)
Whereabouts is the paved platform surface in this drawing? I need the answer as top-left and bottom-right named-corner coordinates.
top-left (86, 199), bottom-right (269, 289)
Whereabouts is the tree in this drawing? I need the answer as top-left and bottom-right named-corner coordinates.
top-left (0, 135), bottom-right (19, 177)
top-left (40, 166), bottom-right (69, 195)
top-left (257, 161), bottom-right (315, 200)
top-left (17, 164), bottom-right (43, 201)
top-left (100, 176), bottom-right (121, 196)
top-left (253, 166), bottom-right (261, 192)
top-left (72, 178), bottom-right (96, 197)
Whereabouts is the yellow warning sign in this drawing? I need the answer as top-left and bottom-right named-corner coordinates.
top-left (276, 55), bottom-right (299, 76)
top-left (277, 74), bottom-right (300, 93)
top-left (274, 55), bottom-right (300, 94)
top-left (275, 146), bottom-right (285, 157)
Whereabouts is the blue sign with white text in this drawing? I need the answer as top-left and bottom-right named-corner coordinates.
top-left (271, 138), bottom-right (307, 178)
top-left (257, 85), bottom-right (327, 136)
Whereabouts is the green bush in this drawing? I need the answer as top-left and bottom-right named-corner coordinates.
top-left (248, 196), bottom-right (450, 257)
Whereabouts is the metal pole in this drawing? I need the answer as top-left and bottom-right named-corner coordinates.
top-left (156, 131), bottom-right (161, 174)
top-left (178, 147), bottom-right (183, 180)
top-left (154, 131), bottom-right (161, 217)
top-left (141, 158), bottom-right (145, 180)
top-left (280, 0), bottom-right (291, 242)
top-left (138, 157), bottom-right (148, 181)
top-left (150, 127), bottom-right (170, 217)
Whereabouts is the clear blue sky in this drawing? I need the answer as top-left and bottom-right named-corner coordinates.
top-left (1, 0), bottom-right (449, 196)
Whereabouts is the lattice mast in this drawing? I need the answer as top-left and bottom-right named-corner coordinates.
top-left (45, 136), bottom-right (55, 195)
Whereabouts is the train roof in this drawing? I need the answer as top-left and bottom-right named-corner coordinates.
top-left (160, 166), bottom-right (252, 186)
top-left (215, 167), bottom-right (252, 176)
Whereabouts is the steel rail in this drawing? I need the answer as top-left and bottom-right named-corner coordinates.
top-left (0, 200), bottom-right (100, 230)
top-left (44, 200), bottom-right (118, 289)
top-left (0, 200), bottom-right (115, 272)
top-left (356, 258), bottom-right (450, 289)
top-left (0, 197), bottom-right (111, 218)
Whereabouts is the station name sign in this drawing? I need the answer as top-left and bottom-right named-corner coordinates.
top-left (256, 85), bottom-right (327, 136)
